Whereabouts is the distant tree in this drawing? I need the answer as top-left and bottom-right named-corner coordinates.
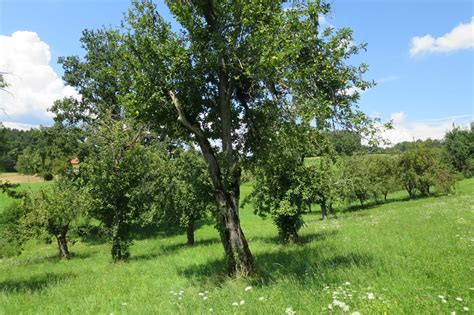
top-left (341, 155), bottom-right (373, 206)
top-left (14, 124), bottom-right (83, 179)
top-left (168, 149), bottom-right (215, 246)
top-left (19, 178), bottom-right (86, 259)
top-left (306, 156), bottom-right (344, 219)
top-left (397, 145), bottom-right (456, 198)
top-left (443, 125), bottom-right (473, 177)
top-left (329, 130), bottom-right (362, 156)
top-left (367, 155), bottom-right (399, 202)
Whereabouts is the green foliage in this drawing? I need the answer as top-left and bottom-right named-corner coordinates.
top-left (167, 149), bottom-right (215, 245)
top-left (19, 178), bottom-right (86, 258)
top-left (58, 0), bottom-right (380, 275)
top-left (443, 125), bottom-right (474, 177)
top-left (79, 119), bottom-right (167, 261)
top-left (247, 122), bottom-right (311, 243)
top-left (15, 124), bottom-right (83, 179)
top-left (0, 202), bottom-right (25, 258)
top-left (0, 126), bottom-right (34, 172)
top-left (305, 156), bottom-right (344, 219)
top-left (0, 179), bottom-right (472, 314)
top-left (328, 130), bottom-right (362, 156)
top-left (397, 144), bottom-right (456, 198)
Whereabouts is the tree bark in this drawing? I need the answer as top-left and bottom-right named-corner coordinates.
top-left (321, 202), bottom-right (328, 220)
top-left (56, 233), bottom-right (70, 259)
top-left (169, 91), bottom-right (254, 277)
top-left (186, 219), bottom-right (195, 246)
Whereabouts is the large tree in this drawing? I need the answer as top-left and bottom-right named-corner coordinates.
top-left (62, 0), bottom-right (378, 276)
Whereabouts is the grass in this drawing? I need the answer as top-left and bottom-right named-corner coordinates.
top-left (0, 179), bottom-right (473, 314)
top-left (0, 180), bottom-right (50, 214)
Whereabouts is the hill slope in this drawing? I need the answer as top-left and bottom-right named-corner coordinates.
top-left (0, 179), bottom-right (472, 314)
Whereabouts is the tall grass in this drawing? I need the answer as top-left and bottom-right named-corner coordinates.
top-left (0, 179), bottom-right (472, 314)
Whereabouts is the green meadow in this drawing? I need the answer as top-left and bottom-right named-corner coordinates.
top-left (0, 179), bottom-right (472, 314)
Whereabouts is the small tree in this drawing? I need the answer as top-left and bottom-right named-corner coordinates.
top-left (444, 125), bottom-right (473, 177)
top-left (342, 155), bottom-right (373, 206)
top-left (367, 155), bottom-right (399, 202)
top-left (397, 145), bottom-right (456, 198)
top-left (19, 178), bottom-right (85, 259)
top-left (306, 156), bottom-right (343, 219)
top-left (168, 149), bottom-right (215, 246)
top-left (247, 123), bottom-right (310, 244)
top-left (80, 118), bottom-right (167, 261)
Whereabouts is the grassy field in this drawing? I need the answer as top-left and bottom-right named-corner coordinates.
top-left (0, 179), bottom-right (473, 314)
top-left (0, 181), bottom-right (50, 214)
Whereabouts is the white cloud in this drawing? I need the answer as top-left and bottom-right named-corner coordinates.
top-left (382, 112), bottom-right (472, 145)
top-left (410, 17), bottom-right (474, 57)
top-left (1, 122), bottom-right (40, 131)
top-left (0, 31), bottom-right (78, 129)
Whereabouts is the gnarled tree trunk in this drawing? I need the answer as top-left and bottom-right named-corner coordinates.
top-left (186, 220), bottom-right (195, 246)
top-left (170, 91), bottom-right (255, 277)
top-left (56, 232), bottom-right (70, 259)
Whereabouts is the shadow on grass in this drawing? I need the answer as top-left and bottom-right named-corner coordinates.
top-left (178, 246), bottom-right (373, 286)
top-left (130, 237), bottom-right (221, 262)
top-left (250, 229), bottom-right (338, 245)
top-left (15, 251), bottom-right (94, 267)
top-left (0, 272), bottom-right (75, 294)
top-left (178, 229), bottom-right (372, 286)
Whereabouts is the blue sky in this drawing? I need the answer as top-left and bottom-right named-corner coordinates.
top-left (0, 0), bottom-right (472, 143)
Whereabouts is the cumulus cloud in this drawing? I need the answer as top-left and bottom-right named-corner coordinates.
top-left (410, 17), bottom-right (474, 57)
top-left (382, 112), bottom-right (472, 145)
top-left (0, 31), bottom-right (78, 129)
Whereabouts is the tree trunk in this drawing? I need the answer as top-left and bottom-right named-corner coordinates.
top-left (321, 202), bottom-right (328, 220)
top-left (111, 222), bottom-right (129, 262)
top-left (56, 233), bottom-right (70, 259)
top-left (169, 90), bottom-right (254, 277)
top-left (186, 220), bottom-right (195, 246)
top-left (216, 191), bottom-right (254, 277)
top-left (384, 192), bottom-right (388, 202)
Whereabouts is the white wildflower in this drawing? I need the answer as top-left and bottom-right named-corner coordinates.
top-left (342, 305), bottom-right (350, 312)
top-left (442, 299), bottom-right (447, 304)
top-left (351, 312), bottom-right (361, 315)
top-left (179, 290), bottom-right (184, 294)
top-left (456, 297), bottom-right (463, 301)
top-left (463, 307), bottom-right (469, 311)
top-left (209, 308), bottom-right (213, 312)
top-left (327, 304), bottom-right (333, 310)
top-left (121, 302), bottom-right (128, 306)
top-left (203, 296), bottom-right (208, 300)
top-left (170, 291), bottom-right (175, 294)
top-left (173, 293), bottom-right (178, 296)
top-left (258, 296), bottom-right (265, 301)
top-left (240, 300), bottom-right (245, 305)
top-left (344, 281), bottom-right (351, 285)
top-left (205, 291), bottom-right (209, 294)
top-left (285, 307), bottom-right (296, 315)
top-left (245, 286), bottom-right (253, 291)
top-left (178, 297), bottom-right (182, 300)
top-left (451, 312), bottom-right (456, 315)
top-left (367, 292), bottom-right (375, 300)
top-left (198, 292), bottom-right (205, 296)
top-left (232, 302), bottom-right (239, 306)
top-left (332, 300), bottom-right (344, 307)
top-left (438, 295), bottom-right (445, 299)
